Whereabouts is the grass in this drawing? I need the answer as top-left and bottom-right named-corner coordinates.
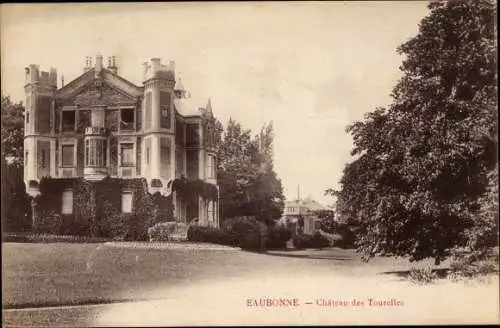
top-left (2, 243), bottom-right (234, 308)
top-left (3, 242), bottom-right (431, 308)
top-left (3, 243), bottom-right (499, 326)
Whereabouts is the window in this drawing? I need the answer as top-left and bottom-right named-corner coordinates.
top-left (86, 139), bottom-right (107, 167)
top-left (207, 201), bottom-right (215, 223)
top-left (121, 191), bottom-right (133, 213)
top-left (41, 149), bottom-right (46, 168)
top-left (314, 220), bottom-right (321, 230)
top-left (25, 151), bottom-right (28, 167)
top-left (206, 155), bottom-right (216, 178)
top-left (145, 92), bottom-right (152, 130)
top-left (61, 144), bottom-right (75, 167)
top-left (146, 147), bottom-right (150, 165)
top-left (120, 143), bottom-right (134, 167)
top-left (120, 108), bottom-right (135, 130)
top-left (186, 124), bottom-right (199, 147)
top-left (62, 111), bottom-right (76, 132)
top-left (160, 91), bottom-right (171, 129)
top-left (26, 112), bottom-right (30, 124)
top-left (61, 190), bottom-right (73, 214)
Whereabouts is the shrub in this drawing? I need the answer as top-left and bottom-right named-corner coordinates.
top-left (449, 247), bottom-right (499, 280)
top-left (97, 212), bottom-right (128, 240)
top-left (187, 225), bottom-right (239, 246)
top-left (148, 221), bottom-right (189, 242)
top-left (148, 222), bottom-right (176, 241)
top-left (333, 223), bottom-right (357, 249)
top-left (33, 211), bottom-right (63, 235)
top-left (408, 266), bottom-right (438, 285)
top-left (267, 225), bottom-right (292, 249)
top-left (293, 232), bottom-right (330, 250)
top-left (223, 216), bottom-right (268, 251)
top-left (26, 234), bottom-right (109, 243)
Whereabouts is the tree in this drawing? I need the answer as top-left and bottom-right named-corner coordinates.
top-left (1, 94), bottom-right (31, 232)
top-left (217, 119), bottom-right (284, 223)
top-left (1, 95), bottom-right (25, 168)
top-left (336, 1), bottom-right (497, 264)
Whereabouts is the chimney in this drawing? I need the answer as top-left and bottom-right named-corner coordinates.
top-left (107, 56), bottom-right (118, 74)
top-left (151, 58), bottom-right (161, 71)
top-left (49, 68), bottom-right (57, 87)
top-left (95, 53), bottom-right (103, 74)
top-left (84, 56), bottom-right (93, 73)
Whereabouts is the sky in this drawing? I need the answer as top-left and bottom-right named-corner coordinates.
top-left (1, 2), bottom-right (430, 206)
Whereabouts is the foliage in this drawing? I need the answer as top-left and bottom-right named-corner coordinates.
top-left (32, 177), bottom-right (173, 240)
top-left (1, 157), bottom-right (32, 232)
top-left (335, 0), bottom-right (497, 265)
top-left (33, 211), bottom-right (63, 235)
top-left (172, 177), bottom-right (218, 201)
top-left (408, 266), bottom-right (438, 285)
top-left (148, 222), bottom-right (189, 242)
top-left (317, 210), bottom-right (337, 233)
top-left (1, 94), bottom-right (24, 168)
top-left (187, 225), bottom-right (239, 247)
top-left (1, 95), bottom-right (31, 232)
top-left (449, 247), bottom-right (499, 279)
top-left (266, 224), bottom-right (292, 249)
top-left (222, 216), bottom-right (269, 251)
top-left (293, 232), bottom-right (330, 250)
top-left (217, 119), bottom-right (284, 223)
top-left (2, 233), bottom-right (110, 244)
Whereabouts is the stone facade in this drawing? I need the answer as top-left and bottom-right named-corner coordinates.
top-left (24, 54), bottom-right (219, 227)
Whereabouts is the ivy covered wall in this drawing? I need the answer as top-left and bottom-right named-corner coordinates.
top-left (33, 177), bottom-right (174, 240)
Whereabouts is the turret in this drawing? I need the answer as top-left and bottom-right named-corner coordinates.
top-left (141, 57), bottom-right (177, 193)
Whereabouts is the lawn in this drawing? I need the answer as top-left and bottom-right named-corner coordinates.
top-left (2, 242), bottom-right (437, 308)
top-left (2, 242), bottom-right (499, 326)
top-left (1, 243), bottom-right (364, 308)
top-left (2, 242), bottom-right (238, 308)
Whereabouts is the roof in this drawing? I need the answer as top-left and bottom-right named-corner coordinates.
top-left (174, 97), bottom-right (202, 116)
top-left (285, 196), bottom-right (329, 212)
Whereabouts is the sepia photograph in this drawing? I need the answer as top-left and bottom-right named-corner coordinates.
top-left (1, 1), bottom-right (498, 326)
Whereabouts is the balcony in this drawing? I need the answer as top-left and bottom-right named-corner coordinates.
top-left (85, 126), bottom-right (107, 136)
top-left (119, 121), bottom-right (135, 131)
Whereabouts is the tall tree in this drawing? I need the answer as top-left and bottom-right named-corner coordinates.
top-left (217, 119), bottom-right (284, 223)
top-left (336, 1), bottom-right (497, 264)
top-left (1, 94), bottom-right (25, 168)
top-left (217, 118), bottom-right (260, 219)
top-left (250, 122), bottom-right (285, 223)
top-left (1, 94), bottom-right (31, 232)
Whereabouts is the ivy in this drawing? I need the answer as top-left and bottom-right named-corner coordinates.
top-left (172, 176), bottom-right (218, 201)
top-left (32, 177), bottom-right (174, 239)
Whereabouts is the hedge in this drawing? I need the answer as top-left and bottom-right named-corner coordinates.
top-left (293, 232), bottom-right (330, 250)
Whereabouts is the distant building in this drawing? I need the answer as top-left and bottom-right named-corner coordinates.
top-left (279, 195), bottom-right (332, 235)
top-left (23, 54), bottom-right (219, 228)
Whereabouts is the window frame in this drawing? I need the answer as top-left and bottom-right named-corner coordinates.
top-left (121, 191), bottom-right (133, 213)
top-left (61, 143), bottom-right (76, 167)
top-left (120, 142), bottom-right (135, 167)
top-left (61, 189), bottom-right (74, 215)
top-left (61, 110), bottom-right (77, 132)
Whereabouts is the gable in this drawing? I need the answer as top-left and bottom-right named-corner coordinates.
top-left (56, 68), bottom-right (142, 107)
top-left (59, 80), bottom-right (137, 107)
